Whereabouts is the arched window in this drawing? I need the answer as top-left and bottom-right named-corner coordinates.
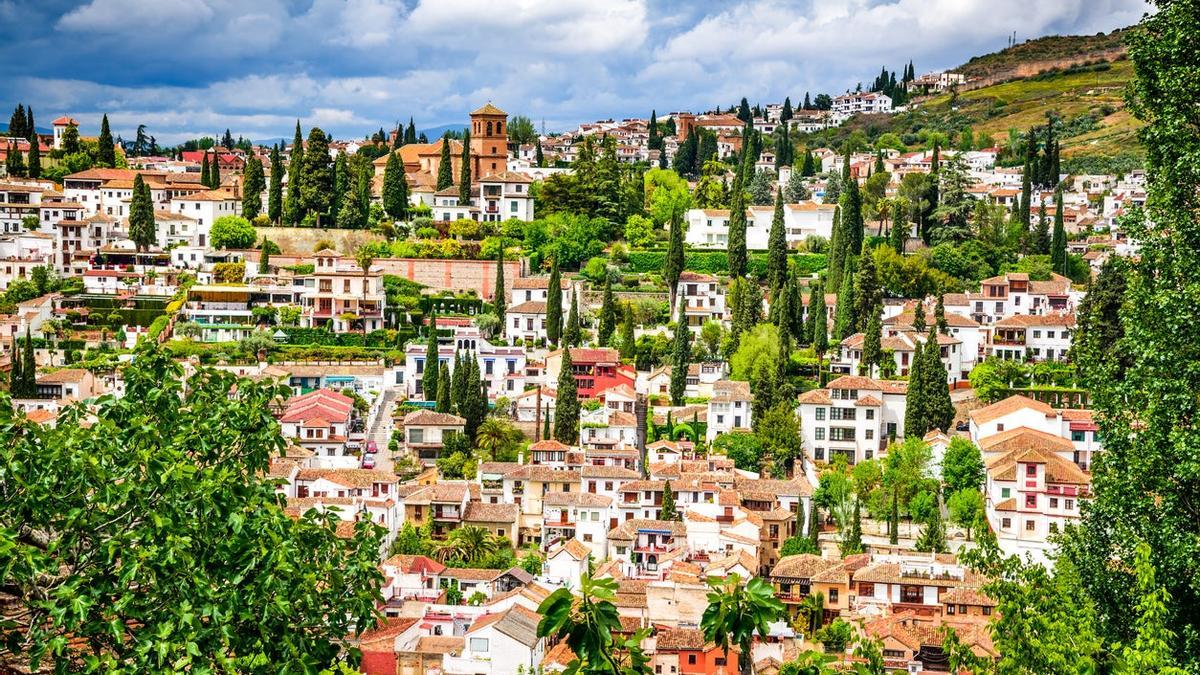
top-left (486, 121), bottom-right (493, 136)
top-left (497, 122), bottom-right (504, 135)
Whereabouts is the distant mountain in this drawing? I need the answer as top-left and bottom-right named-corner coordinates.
top-left (251, 137), bottom-right (290, 148)
top-left (955, 29), bottom-right (1129, 81)
top-left (0, 125), bottom-right (51, 136)
top-left (418, 123), bottom-right (467, 140)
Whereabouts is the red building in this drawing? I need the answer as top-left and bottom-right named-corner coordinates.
top-left (655, 628), bottom-right (738, 675)
top-left (546, 347), bottom-right (636, 399)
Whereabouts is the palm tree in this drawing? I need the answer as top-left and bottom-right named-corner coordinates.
top-left (797, 591), bottom-right (826, 639)
top-left (476, 417), bottom-right (520, 461)
top-left (701, 574), bottom-right (785, 675)
top-left (434, 525), bottom-right (500, 565)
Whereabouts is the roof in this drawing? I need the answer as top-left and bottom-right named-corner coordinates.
top-left (994, 312), bottom-right (1076, 328)
top-left (977, 426), bottom-right (1075, 455)
top-left (383, 554), bottom-right (446, 576)
top-left (543, 491), bottom-right (612, 507)
top-left (711, 380), bottom-right (752, 402)
top-left (550, 538), bottom-right (592, 561)
top-left (36, 368), bottom-right (90, 384)
top-left (403, 409), bottom-right (466, 426)
top-left (986, 444), bottom-right (1091, 485)
top-left (465, 605), bottom-right (541, 647)
top-left (581, 465), bottom-right (640, 479)
top-left (656, 628), bottom-right (726, 652)
top-left (508, 300), bottom-right (548, 314)
top-left (464, 501), bottom-right (519, 522)
top-left (471, 102), bottom-right (508, 116)
top-left (405, 482), bottom-right (470, 504)
top-left (824, 375), bottom-right (908, 394)
top-left (295, 468), bottom-right (398, 488)
top-left (968, 394), bottom-right (1055, 424)
top-left (505, 466), bottom-right (581, 483)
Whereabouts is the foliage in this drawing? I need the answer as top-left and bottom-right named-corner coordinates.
top-left (941, 437), bottom-right (985, 493)
top-left (757, 403), bottom-right (804, 479)
top-left (701, 574), bottom-right (785, 675)
top-left (947, 488), bottom-right (984, 539)
top-left (537, 571), bottom-right (652, 675)
top-left (210, 215), bottom-right (257, 250)
top-left (814, 619), bottom-right (854, 653)
top-left (712, 432), bottom-right (766, 473)
top-left (625, 250), bottom-right (827, 277)
top-left (0, 348), bottom-right (384, 672)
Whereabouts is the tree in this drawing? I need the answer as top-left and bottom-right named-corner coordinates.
top-left (492, 246), bottom-right (506, 330)
top-left (913, 504), bottom-right (947, 553)
top-left (934, 293), bottom-right (947, 334)
top-left (97, 114), bottom-right (116, 167)
top-left (701, 574), bottom-right (785, 675)
top-left (1050, 185), bottom-right (1068, 275)
top-left (19, 327), bottom-right (35, 396)
top-left (461, 357), bottom-right (487, 445)
top-left (1117, 542), bottom-right (1189, 674)
top-left (861, 309), bottom-right (882, 377)
top-left (436, 362), bottom-right (452, 413)
top-left (266, 145), bottom-right (283, 223)
top-left (200, 152), bottom-right (211, 187)
top-left (767, 189), bottom-right (788, 294)
top-left (841, 497), bottom-right (864, 555)
top-left (210, 215), bottom-right (257, 250)
top-left (546, 260), bottom-right (563, 345)
top-left (8, 104), bottom-right (26, 139)
top-left (0, 349), bottom-right (384, 672)
top-left (619, 302), bottom-right (636, 360)
top-left (669, 302), bottom-right (691, 406)
top-left (5, 142), bottom-right (25, 177)
top-left (238, 156), bottom-right (262, 219)
top-left (748, 169), bottom-right (774, 205)
top-left (833, 256), bottom-right (857, 341)
top-left (713, 432), bottom-right (766, 473)
top-left (941, 437), bottom-right (985, 493)
top-left (458, 129), bottom-right (472, 205)
top-left (553, 348), bottom-right (579, 444)
top-left (209, 151), bottom-right (221, 187)
top-left (564, 293), bottom-right (581, 347)
top-left (598, 277), bottom-right (617, 346)
top-left (475, 417), bottom-right (521, 462)
top-left (507, 115), bottom-right (537, 147)
top-left (536, 571), bottom-right (652, 675)
top-left (8, 335), bottom-right (22, 397)
top-left (1072, 256), bottom-right (1130, 384)
top-left (757, 403), bottom-right (803, 478)
top-left (947, 488), bottom-right (983, 539)
top-left (422, 320), bottom-right (440, 402)
top-left (26, 136), bottom-right (40, 179)
top-left (920, 327), bottom-right (955, 433)
top-left (382, 151), bottom-right (408, 220)
top-left (810, 282), bottom-right (828, 362)
top-left (436, 133), bottom-right (453, 191)
top-left (665, 212), bottom-right (686, 310)
top-left (1033, 198), bottom-right (1050, 253)
top-left (727, 176), bottom-right (748, 278)
top-left (434, 525), bottom-right (502, 565)
top-left (299, 127), bottom-right (333, 225)
top-left (127, 174), bottom-right (156, 252)
top-left (284, 122), bottom-right (304, 225)
top-left (660, 480), bottom-right (680, 521)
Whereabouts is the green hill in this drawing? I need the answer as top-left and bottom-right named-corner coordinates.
top-left (955, 30), bottom-right (1128, 80)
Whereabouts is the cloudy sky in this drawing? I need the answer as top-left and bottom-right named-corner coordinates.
top-left (0, 0), bottom-right (1150, 145)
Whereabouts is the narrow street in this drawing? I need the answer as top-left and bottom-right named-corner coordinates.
top-left (365, 388), bottom-right (399, 474)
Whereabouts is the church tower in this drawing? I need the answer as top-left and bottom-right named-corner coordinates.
top-left (469, 103), bottom-right (508, 178)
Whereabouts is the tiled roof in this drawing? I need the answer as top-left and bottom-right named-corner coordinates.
top-left (403, 410), bottom-right (466, 426)
top-left (464, 501), bottom-right (519, 522)
top-left (994, 312), bottom-right (1076, 328)
top-left (987, 445), bottom-right (1090, 485)
top-left (968, 394), bottom-right (1055, 424)
top-left (383, 554), bottom-right (446, 576)
top-left (977, 426), bottom-right (1075, 454)
top-left (296, 468), bottom-right (398, 488)
top-left (543, 491), bottom-right (613, 507)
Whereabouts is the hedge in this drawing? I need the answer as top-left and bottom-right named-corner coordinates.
top-left (145, 316), bottom-right (170, 342)
top-left (277, 327), bottom-right (400, 348)
top-left (626, 250), bottom-right (827, 277)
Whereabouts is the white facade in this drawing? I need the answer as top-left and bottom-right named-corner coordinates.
top-left (684, 201), bottom-right (836, 250)
top-left (796, 376), bottom-right (908, 465)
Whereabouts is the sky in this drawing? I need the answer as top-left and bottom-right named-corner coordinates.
top-left (0, 0), bottom-right (1151, 145)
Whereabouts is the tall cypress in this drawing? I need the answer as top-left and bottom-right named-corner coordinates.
top-left (209, 151), bottom-right (221, 187)
top-left (21, 327), bottom-right (35, 396)
top-left (1051, 186), bottom-right (1068, 275)
top-left (934, 294), bottom-right (947, 334)
top-left (24, 106), bottom-right (35, 143)
top-left (9, 335), bottom-right (21, 397)
top-left (1019, 158), bottom-right (1032, 230)
top-left (6, 142), bottom-right (24, 177)
top-left (128, 174), bottom-right (156, 252)
top-left (862, 309), bottom-right (882, 377)
top-left (436, 363), bottom-right (452, 413)
top-left (659, 480), bottom-right (679, 521)
top-left (727, 176), bottom-right (748, 278)
top-left (451, 352), bottom-right (467, 415)
top-left (268, 145), bottom-right (283, 223)
top-left (669, 301), bottom-right (691, 406)
top-left (598, 277), bottom-right (617, 346)
top-left (8, 105), bottom-right (25, 140)
top-left (853, 244), bottom-right (880, 334)
top-left (493, 246), bottom-right (506, 331)
top-left (827, 202), bottom-right (845, 294)
top-left (405, 118), bottom-right (416, 145)
top-left (546, 261), bottom-right (562, 346)
top-left (767, 188), bottom-right (788, 294)
top-left (436, 133), bottom-right (453, 191)
top-left (241, 157), bottom-right (264, 219)
top-left (458, 130), bottom-right (472, 204)
top-left (422, 316), bottom-right (440, 402)
top-left (665, 212), bottom-right (686, 311)
top-left (810, 282), bottom-right (828, 359)
top-left (383, 151), bottom-right (407, 219)
top-left (285, 122), bottom-right (304, 225)
top-left (26, 137), bottom-right (40, 179)
top-left (903, 333), bottom-right (926, 438)
top-left (553, 348), bottom-right (579, 444)
top-left (258, 238), bottom-right (271, 274)
top-left (97, 114), bottom-right (115, 167)
top-left (619, 303), bottom-right (636, 360)
top-left (1034, 198), bottom-right (1050, 254)
top-left (833, 256), bottom-right (857, 341)
top-left (199, 154), bottom-right (210, 188)
top-left (564, 293), bottom-right (581, 347)
top-left (787, 268), bottom-right (806, 346)
top-left (921, 326), bottom-right (954, 433)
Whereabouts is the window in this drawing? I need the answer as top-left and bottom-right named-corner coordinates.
top-left (1025, 495), bottom-right (1036, 508)
top-left (1046, 331), bottom-right (1055, 339)
top-left (1001, 487), bottom-right (1011, 499)
top-left (815, 428), bottom-right (825, 440)
top-left (828, 588), bottom-right (838, 603)
top-left (815, 407), bottom-right (825, 421)
top-left (983, 606), bottom-right (992, 616)
top-left (688, 655), bottom-right (697, 665)
top-left (947, 604), bottom-right (955, 615)
top-left (858, 582), bottom-right (874, 597)
top-left (1071, 430), bottom-right (1085, 442)
top-left (865, 409), bottom-right (874, 420)
top-left (829, 406), bottom-right (856, 421)
top-left (1065, 499), bottom-right (1074, 510)
top-left (1002, 517), bottom-right (1012, 528)
top-left (469, 638), bottom-right (489, 653)
top-left (997, 423), bottom-right (1005, 432)
top-left (1026, 465), bottom-right (1037, 477)
top-left (884, 649), bottom-right (906, 658)
top-left (1049, 522), bottom-right (1058, 534)
top-left (1049, 498), bottom-right (1058, 508)
top-left (900, 585), bottom-right (922, 604)
top-left (409, 429), bottom-right (424, 443)
top-left (865, 430), bottom-right (874, 440)
top-left (1025, 520), bottom-right (1036, 531)
top-left (829, 427), bottom-right (855, 441)
top-left (583, 533), bottom-right (593, 542)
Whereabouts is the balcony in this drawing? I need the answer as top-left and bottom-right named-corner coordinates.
top-left (433, 508), bottom-right (462, 522)
top-left (634, 543), bottom-right (671, 554)
top-left (992, 337), bottom-right (1026, 346)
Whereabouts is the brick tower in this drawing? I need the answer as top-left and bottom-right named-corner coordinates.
top-left (469, 103), bottom-right (508, 178)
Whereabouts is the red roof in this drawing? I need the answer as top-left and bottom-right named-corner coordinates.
top-left (279, 388), bottom-right (354, 424)
top-left (52, 116), bottom-right (79, 126)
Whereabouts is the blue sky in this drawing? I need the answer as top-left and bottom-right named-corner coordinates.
top-left (0, 0), bottom-right (1150, 145)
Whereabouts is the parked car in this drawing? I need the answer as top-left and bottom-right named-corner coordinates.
top-left (365, 441), bottom-right (378, 454)
top-left (361, 455), bottom-right (376, 469)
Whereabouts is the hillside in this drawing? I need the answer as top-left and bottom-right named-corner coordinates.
top-left (956, 30), bottom-right (1128, 81)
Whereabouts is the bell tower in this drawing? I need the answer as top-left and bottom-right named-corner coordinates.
top-left (469, 103), bottom-right (508, 178)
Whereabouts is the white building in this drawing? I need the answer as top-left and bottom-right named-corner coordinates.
top-left (988, 313), bottom-right (1075, 362)
top-left (685, 201), bottom-right (836, 250)
top-left (796, 376), bottom-right (908, 465)
top-left (969, 394), bottom-right (1103, 471)
top-left (984, 443), bottom-right (1090, 566)
top-left (449, 605), bottom-right (545, 675)
top-left (675, 272), bottom-right (726, 331)
top-left (830, 92), bottom-right (893, 123)
top-left (402, 325), bottom-right (527, 400)
top-left (706, 380), bottom-right (753, 442)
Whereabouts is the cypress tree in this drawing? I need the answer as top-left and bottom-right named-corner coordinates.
top-left (553, 348), bottom-right (579, 444)
top-left (436, 133), bottom-right (453, 191)
top-left (844, 178), bottom-right (864, 260)
top-left (1034, 198), bottom-right (1050, 253)
top-left (1051, 186), bottom-right (1068, 275)
top-left (853, 245), bottom-right (880, 333)
top-left (922, 140), bottom-right (940, 242)
top-left (811, 282), bottom-right (829, 361)
top-left (6, 142), bottom-right (24, 177)
top-left (827, 204), bottom-right (845, 293)
top-left (451, 352), bottom-right (467, 415)
top-left (382, 151), bottom-right (408, 219)
top-left (874, 150), bottom-right (885, 174)
top-left (564, 293), bottom-right (581, 347)
top-left (915, 505), bottom-right (947, 553)
top-left (268, 145), bottom-right (283, 223)
top-left (669, 302), bottom-right (691, 406)
top-left (833, 256), bottom-right (857, 341)
top-left (800, 148), bottom-right (814, 177)
top-left (781, 96), bottom-right (793, 121)
top-left (209, 151), bottom-right (221, 187)
top-left (1019, 158), bottom-right (1032, 230)
top-left (862, 309), bottom-right (882, 377)
top-left (26, 137), bottom-right (40, 179)
top-left (330, 152), bottom-right (348, 224)
top-left (458, 130), bottom-right (472, 205)
top-left (405, 118), bottom-right (416, 145)
top-left (200, 153), bottom-right (210, 188)
top-left (422, 317), bottom-right (440, 402)
top-left (241, 157), bottom-right (264, 219)
top-left (25, 106), bottom-right (35, 143)
top-left (807, 503), bottom-right (820, 548)
top-left (934, 294), bottom-right (947, 333)
top-left (493, 246), bottom-right (506, 331)
top-left (890, 201), bottom-right (906, 253)
top-left (888, 491), bottom-right (899, 545)
top-left (904, 334), bottom-right (926, 438)
top-left (535, 143), bottom-right (545, 168)
top-left (598, 277), bottom-right (617, 346)
top-left (922, 326), bottom-right (955, 433)
top-left (299, 128), bottom-right (332, 225)
top-left (285, 123), bottom-right (304, 225)
top-left (436, 363), bottom-right (452, 413)
top-left (660, 480), bottom-right (679, 521)
top-left (21, 327), bottom-right (35, 395)
top-left (767, 188), bottom-right (788, 294)
top-left (9, 335), bottom-right (21, 397)
top-left (727, 176), bottom-right (748, 278)
top-left (912, 304), bottom-right (927, 333)
top-left (8, 105), bottom-right (25, 140)
top-left (546, 261), bottom-right (562, 346)
top-left (542, 410), bottom-right (551, 442)
top-left (128, 174), bottom-right (156, 252)
top-left (258, 238), bottom-right (271, 274)
top-left (619, 302), bottom-right (636, 360)
top-left (787, 268), bottom-right (806, 346)
top-left (842, 497), bottom-right (864, 556)
top-left (97, 114), bottom-right (115, 167)
top-left (665, 212), bottom-right (685, 310)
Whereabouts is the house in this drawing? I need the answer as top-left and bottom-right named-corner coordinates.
top-left (984, 444), bottom-right (1090, 565)
top-left (850, 555), bottom-right (983, 618)
top-left (988, 313), bottom-right (1075, 362)
top-left (653, 628), bottom-right (738, 675)
top-left (542, 491), bottom-right (613, 553)
top-left (298, 249), bottom-right (387, 332)
top-left (796, 376), bottom-right (908, 465)
top-left (835, 329), bottom-right (965, 384)
top-left (34, 368), bottom-right (99, 401)
top-left (277, 389), bottom-right (356, 461)
top-left (968, 395), bottom-right (1103, 471)
top-left (675, 272), bottom-right (727, 331)
top-left (401, 410), bottom-right (466, 465)
top-left (502, 465), bottom-right (582, 548)
top-left (464, 501), bottom-right (520, 543)
top-left (403, 325), bottom-right (527, 400)
top-left (403, 481), bottom-right (471, 538)
top-left (168, 188), bottom-right (241, 241)
top-left (441, 567), bottom-right (534, 603)
top-left (544, 538), bottom-right (592, 588)
top-left (684, 201), bottom-right (836, 250)
top-left (381, 554), bottom-right (445, 607)
top-left (706, 380), bottom-right (753, 442)
top-left (830, 92), bottom-right (893, 123)
top-left (544, 347), bottom-right (636, 400)
top-left (449, 604), bottom-right (545, 675)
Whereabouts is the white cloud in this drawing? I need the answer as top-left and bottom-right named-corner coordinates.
top-left (57, 0), bottom-right (215, 33)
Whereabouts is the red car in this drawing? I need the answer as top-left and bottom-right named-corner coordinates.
top-left (361, 455), bottom-right (376, 469)
top-left (365, 441), bottom-right (378, 454)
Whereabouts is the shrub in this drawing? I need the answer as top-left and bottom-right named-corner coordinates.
top-left (210, 215), bottom-right (257, 250)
